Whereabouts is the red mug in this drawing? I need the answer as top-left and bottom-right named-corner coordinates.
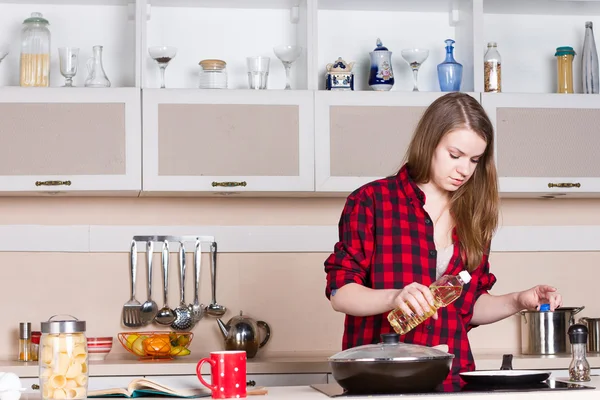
top-left (196, 351), bottom-right (247, 399)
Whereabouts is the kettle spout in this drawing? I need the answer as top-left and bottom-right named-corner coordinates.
top-left (217, 318), bottom-right (229, 338)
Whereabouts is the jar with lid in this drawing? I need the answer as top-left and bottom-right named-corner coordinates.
top-left (198, 59), bottom-right (227, 89)
top-left (39, 315), bottom-right (88, 400)
top-left (555, 46), bottom-right (575, 93)
top-left (20, 12), bottom-right (51, 87)
top-left (31, 331), bottom-right (41, 362)
top-left (484, 42), bottom-right (501, 92)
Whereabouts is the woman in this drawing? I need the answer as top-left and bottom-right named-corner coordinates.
top-left (323, 92), bottom-right (562, 392)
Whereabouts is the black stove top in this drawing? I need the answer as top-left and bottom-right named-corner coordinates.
top-left (311, 380), bottom-right (595, 397)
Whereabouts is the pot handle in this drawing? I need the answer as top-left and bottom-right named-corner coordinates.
top-left (572, 306), bottom-right (585, 315)
top-left (500, 354), bottom-right (513, 370)
top-left (569, 306), bottom-right (585, 325)
top-left (257, 320), bottom-right (271, 348)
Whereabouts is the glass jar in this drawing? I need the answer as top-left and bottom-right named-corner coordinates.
top-left (31, 331), bottom-right (41, 362)
top-left (198, 59), bottom-right (227, 89)
top-left (18, 322), bottom-right (32, 362)
top-left (555, 46), bottom-right (575, 94)
top-left (484, 42), bottom-right (501, 92)
top-left (39, 316), bottom-right (88, 400)
top-left (20, 12), bottom-right (51, 87)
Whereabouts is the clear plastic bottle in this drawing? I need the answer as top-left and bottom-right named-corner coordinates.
top-left (20, 12), bottom-right (51, 87)
top-left (388, 270), bottom-right (472, 335)
top-left (582, 21), bottom-right (599, 94)
top-left (568, 323), bottom-right (591, 382)
top-left (484, 42), bottom-right (501, 92)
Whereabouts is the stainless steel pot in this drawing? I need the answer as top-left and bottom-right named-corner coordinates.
top-left (328, 333), bottom-right (454, 394)
top-left (520, 306), bottom-right (584, 355)
top-left (579, 317), bottom-right (600, 353)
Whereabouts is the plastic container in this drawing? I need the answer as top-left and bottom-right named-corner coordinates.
top-left (39, 316), bottom-right (88, 400)
top-left (555, 46), bottom-right (576, 94)
top-left (387, 271), bottom-right (472, 335)
top-left (198, 59), bottom-right (227, 89)
top-left (19, 12), bottom-right (51, 87)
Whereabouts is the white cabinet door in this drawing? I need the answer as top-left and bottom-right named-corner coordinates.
top-left (142, 89), bottom-right (314, 195)
top-left (0, 87), bottom-right (141, 195)
top-left (315, 91), bottom-right (480, 194)
top-left (482, 93), bottom-right (600, 197)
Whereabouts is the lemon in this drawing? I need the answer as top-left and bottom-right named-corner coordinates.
top-left (171, 346), bottom-right (190, 357)
top-left (126, 334), bottom-right (139, 349)
top-left (177, 335), bottom-right (190, 347)
top-left (131, 336), bottom-right (148, 356)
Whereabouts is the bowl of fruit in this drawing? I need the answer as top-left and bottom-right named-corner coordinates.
top-left (117, 332), bottom-right (193, 360)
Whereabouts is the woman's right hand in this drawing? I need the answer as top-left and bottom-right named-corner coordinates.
top-left (391, 283), bottom-right (438, 320)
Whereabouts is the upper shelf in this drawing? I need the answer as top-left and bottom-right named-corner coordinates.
top-left (483, 0), bottom-right (600, 15)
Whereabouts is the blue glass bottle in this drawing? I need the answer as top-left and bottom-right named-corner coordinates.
top-left (437, 39), bottom-right (463, 92)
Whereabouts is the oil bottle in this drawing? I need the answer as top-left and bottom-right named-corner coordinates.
top-left (388, 271), bottom-right (471, 335)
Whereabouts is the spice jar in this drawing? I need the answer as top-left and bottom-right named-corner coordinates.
top-left (39, 316), bottom-right (88, 400)
top-left (31, 331), bottom-right (41, 362)
top-left (18, 322), bottom-right (32, 362)
top-left (555, 46), bottom-right (575, 94)
top-left (198, 59), bottom-right (227, 89)
top-left (20, 12), bottom-right (51, 87)
top-left (484, 42), bottom-right (501, 92)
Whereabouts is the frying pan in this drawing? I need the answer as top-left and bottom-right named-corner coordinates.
top-left (459, 354), bottom-right (551, 385)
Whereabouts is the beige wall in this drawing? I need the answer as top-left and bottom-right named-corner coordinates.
top-left (1, 197), bottom-right (599, 361)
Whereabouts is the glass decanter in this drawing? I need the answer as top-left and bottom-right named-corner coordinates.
top-left (85, 45), bottom-right (110, 88)
top-left (437, 39), bottom-right (462, 92)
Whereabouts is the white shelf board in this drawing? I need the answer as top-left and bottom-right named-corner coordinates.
top-left (483, 0), bottom-right (600, 15)
top-left (318, 0), bottom-right (451, 12)
top-left (148, 0), bottom-right (298, 9)
top-left (0, 0), bottom-right (130, 4)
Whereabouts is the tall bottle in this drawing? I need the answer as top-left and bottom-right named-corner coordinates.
top-left (484, 42), bottom-right (501, 92)
top-left (388, 271), bottom-right (471, 335)
top-left (582, 21), bottom-right (599, 94)
top-left (20, 12), bottom-right (51, 87)
top-left (18, 322), bottom-right (32, 362)
top-left (437, 39), bottom-right (463, 92)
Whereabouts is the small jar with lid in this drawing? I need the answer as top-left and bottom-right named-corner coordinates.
top-left (198, 59), bottom-right (227, 89)
top-left (555, 46), bottom-right (576, 93)
top-left (39, 315), bottom-right (88, 400)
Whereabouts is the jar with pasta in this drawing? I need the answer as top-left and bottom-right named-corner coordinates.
top-left (39, 316), bottom-right (88, 400)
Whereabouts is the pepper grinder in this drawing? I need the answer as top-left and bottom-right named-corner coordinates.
top-left (568, 323), bottom-right (591, 382)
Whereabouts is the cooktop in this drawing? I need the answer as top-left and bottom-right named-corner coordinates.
top-left (310, 379), bottom-right (595, 397)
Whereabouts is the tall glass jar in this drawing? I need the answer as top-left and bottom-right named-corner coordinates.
top-left (484, 42), bottom-right (501, 92)
top-left (555, 46), bottom-right (575, 94)
top-left (39, 316), bottom-right (88, 400)
top-left (198, 59), bottom-right (227, 89)
top-left (20, 12), bottom-right (51, 87)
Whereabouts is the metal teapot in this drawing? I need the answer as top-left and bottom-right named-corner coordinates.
top-left (217, 310), bottom-right (271, 358)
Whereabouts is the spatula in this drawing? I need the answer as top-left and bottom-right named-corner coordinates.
top-left (122, 240), bottom-right (143, 327)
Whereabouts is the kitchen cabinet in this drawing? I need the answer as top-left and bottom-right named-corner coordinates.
top-left (481, 93), bottom-right (600, 198)
top-left (315, 91), bottom-right (480, 194)
top-left (141, 89), bottom-right (314, 195)
top-left (0, 87), bottom-right (142, 195)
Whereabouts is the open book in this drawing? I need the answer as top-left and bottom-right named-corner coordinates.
top-left (87, 378), bottom-right (211, 398)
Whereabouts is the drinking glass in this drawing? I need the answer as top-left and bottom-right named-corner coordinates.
top-left (273, 45), bottom-right (302, 90)
top-left (247, 56), bottom-right (270, 90)
top-left (148, 46), bottom-right (178, 89)
top-left (58, 47), bottom-right (79, 87)
top-left (401, 49), bottom-right (429, 92)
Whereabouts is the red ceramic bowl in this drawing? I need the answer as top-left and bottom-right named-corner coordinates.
top-left (87, 337), bottom-right (113, 360)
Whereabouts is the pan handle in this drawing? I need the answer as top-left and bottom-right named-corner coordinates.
top-left (500, 354), bottom-right (513, 370)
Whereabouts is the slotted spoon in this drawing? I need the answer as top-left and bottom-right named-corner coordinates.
top-left (122, 240), bottom-right (143, 327)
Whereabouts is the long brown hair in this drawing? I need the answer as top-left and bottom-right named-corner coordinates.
top-left (403, 92), bottom-right (499, 271)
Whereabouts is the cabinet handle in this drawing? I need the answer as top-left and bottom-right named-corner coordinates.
top-left (32, 384), bottom-right (39, 390)
top-left (212, 181), bottom-right (247, 187)
top-left (35, 180), bottom-right (72, 187)
top-left (547, 182), bottom-right (581, 188)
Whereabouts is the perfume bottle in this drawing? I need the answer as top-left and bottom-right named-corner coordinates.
top-left (437, 39), bottom-right (463, 92)
top-left (582, 21), bottom-right (599, 94)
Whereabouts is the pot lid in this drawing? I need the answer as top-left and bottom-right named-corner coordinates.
top-left (329, 333), bottom-right (454, 362)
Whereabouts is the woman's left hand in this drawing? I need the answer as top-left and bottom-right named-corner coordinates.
top-left (516, 285), bottom-right (563, 311)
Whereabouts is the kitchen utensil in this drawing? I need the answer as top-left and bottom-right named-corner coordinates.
top-left (155, 241), bottom-right (176, 325)
top-left (459, 354), bottom-right (551, 386)
top-left (205, 242), bottom-right (226, 317)
top-left (217, 311), bottom-right (271, 358)
top-left (171, 243), bottom-right (193, 331)
top-left (328, 333), bottom-right (454, 394)
top-left (190, 240), bottom-right (204, 324)
top-left (140, 241), bottom-right (158, 325)
top-left (579, 317), bottom-right (600, 353)
top-left (520, 306), bottom-right (585, 355)
top-left (122, 240), bottom-right (143, 327)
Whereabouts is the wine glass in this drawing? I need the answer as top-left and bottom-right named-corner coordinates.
top-left (273, 45), bottom-right (302, 90)
top-left (58, 47), bottom-right (79, 87)
top-left (401, 49), bottom-right (429, 92)
top-left (148, 46), bottom-right (178, 89)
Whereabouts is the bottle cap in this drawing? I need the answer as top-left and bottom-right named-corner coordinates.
top-left (19, 322), bottom-right (31, 339)
top-left (458, 270), bottom-right (472, 284)
top-left (568, 323), bottom-right (588, 345)
top-left (539, 304), bottom-right (551, 311)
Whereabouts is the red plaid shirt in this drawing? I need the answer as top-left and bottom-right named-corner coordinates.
top-left (324, 164), bottom-right (497, 392)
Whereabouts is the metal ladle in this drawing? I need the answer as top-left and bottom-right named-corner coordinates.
top-left (171, 242), bottom-right (193, 330)
top-left (140, 241), bottom-right (158, 324)
top-left (155, 241), bottom-right (176, 325)
top-left (190, 240), bottom-right (204, 324)
top-left (205, 241), bottom-right (226, 317)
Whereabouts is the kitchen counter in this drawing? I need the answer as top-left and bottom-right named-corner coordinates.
top-left (2, 352), bottom-right (600, 378)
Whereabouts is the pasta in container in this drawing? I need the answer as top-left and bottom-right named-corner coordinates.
top-left (39, 316), bottom-right (88, 400)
